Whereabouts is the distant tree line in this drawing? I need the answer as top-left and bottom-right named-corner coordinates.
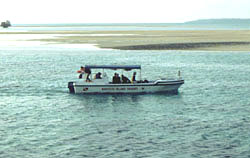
top-left (1, 20), bottom-right (11, 28)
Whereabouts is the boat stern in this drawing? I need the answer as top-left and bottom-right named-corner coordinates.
top-left (68, 82), bottom-right (75, 93)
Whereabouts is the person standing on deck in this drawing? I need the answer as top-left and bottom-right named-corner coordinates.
top-left (84, 67), bottom-right (92, 82)
top-left (132, 72), bottom-right (136, 83)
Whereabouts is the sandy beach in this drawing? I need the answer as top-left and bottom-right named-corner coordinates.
top-left (1, 30), bottom-right (250, 51)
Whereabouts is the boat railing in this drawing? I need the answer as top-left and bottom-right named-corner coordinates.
top-left (156, 70), bottom-right (182, 80)
top-left (78, 70), bottom-right (183, 82)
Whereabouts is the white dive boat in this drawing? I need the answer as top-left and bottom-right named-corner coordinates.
top-left (68, 65), bottom-right (184, 94)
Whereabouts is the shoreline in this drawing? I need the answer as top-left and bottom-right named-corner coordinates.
top-left (111, 42), bottom-right (250, 51)
top-left (1, 30), bottom-right (250, 51)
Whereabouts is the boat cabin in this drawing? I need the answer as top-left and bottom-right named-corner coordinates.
top-left (80, 65), bottom-right (144, 84)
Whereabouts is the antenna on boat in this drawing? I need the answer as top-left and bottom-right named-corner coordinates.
top-left (178, 70), bottom-right (181, 79)
top-left (140, 69), bottom-right (142, 81)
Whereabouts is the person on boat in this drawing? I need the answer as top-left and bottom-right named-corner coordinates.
top-left (132, 72), bottom-right (136, 83)
top-left (116, 74), bottom-right (121, 83)
top-left (84, 67), bottom-right (91, 82)
top-left (121, 75), bottom-right (131, 83)
top-left (112, 73), bottom-right (117, 83)
top-left (95, 72), bottom-right (102, 79)
top-left (77, 66), bottom-right (85, 79)
top-left (112, 73), bottom-right (121, 84)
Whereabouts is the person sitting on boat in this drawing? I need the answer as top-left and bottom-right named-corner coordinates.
top-left (95, 72), bottom-right (102, 79)
top-left (121, 75), bottom-right (131, 83)
top-left (132, 72), bottom-right (136, 83)
top-left (84, 67), bottom-right (91, 82)
top-left (112, 73), bottom-right (117, 83)
top-left (77, 66), bottom-right (85, 79)
top-left (112, 73), bottom-right (121, 84)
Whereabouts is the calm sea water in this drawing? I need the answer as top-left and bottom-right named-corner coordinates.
top-left (1, 44), bottom-right (250, 158)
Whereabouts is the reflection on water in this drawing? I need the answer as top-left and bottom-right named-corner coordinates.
top-left (73, 94), bottom-right (141, 107)
top-left (72, 93), bottom-right (181, 108)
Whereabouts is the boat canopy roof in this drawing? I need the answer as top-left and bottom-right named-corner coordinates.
top-left (85, 65), bottom-right (141, 70)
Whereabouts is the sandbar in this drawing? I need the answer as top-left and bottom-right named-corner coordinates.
top-left (1, 30), bottom-right (250, 51)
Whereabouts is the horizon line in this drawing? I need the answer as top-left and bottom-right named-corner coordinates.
top-left (6, 18), bottom-right (250, 25)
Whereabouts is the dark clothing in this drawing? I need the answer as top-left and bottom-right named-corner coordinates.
top-left (132, 75), bottom-right (136, 82)
top-left (144, 79), bottom-right (149, 83)
top-left (122, 75), bottom-right (130, 83)
top-left (84, 68), bottom-right (91, 81)
top-left (95, 73), bottom-right (102, 79)
top-left (84, 68), bottom-right (91, 74)
top-left (117, 76), bottom-right (121, 83)
top-left (78, 67), bottom-right (85, 79)
top-left (86, 74), bottom-right (91, 81)
top-left (112, 76), bottom-right (121, 84)
top-left (79, 74), bottom-right (83, 79)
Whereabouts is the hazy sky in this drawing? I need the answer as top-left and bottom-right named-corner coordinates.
top-left (1, 0), bottom-right (250, 24)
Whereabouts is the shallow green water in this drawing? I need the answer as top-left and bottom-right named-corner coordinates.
top-left (1, 46), bottom-right (250, 158)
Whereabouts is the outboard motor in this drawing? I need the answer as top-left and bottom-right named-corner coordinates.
top-left (68, 82), bottom-right (75, 93)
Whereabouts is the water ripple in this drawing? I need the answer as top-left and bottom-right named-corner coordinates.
top-left (1, 48), bottom-right (250, 157)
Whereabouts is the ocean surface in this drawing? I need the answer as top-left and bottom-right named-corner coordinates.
top-left (1, 44), bottom-right (250, 158)
top-left (1, 23), bottom-right (250, 157)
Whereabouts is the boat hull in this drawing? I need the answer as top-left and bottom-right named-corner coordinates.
top-left (68, 80), bottom-right (184, 94)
